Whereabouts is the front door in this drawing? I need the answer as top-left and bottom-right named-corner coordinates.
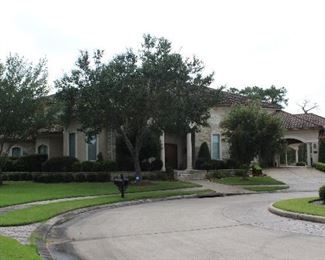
top-left (165, 143), bottom-right (178, 169)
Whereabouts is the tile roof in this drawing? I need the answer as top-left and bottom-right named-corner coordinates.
top-left (274, 111), bottom-right (323, 130)
top-left (294, 113), bottom-right (325, 127)
top-left (216, 91), bottom-right (282, 109)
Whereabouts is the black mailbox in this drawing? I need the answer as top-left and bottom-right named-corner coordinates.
top-left (114, 174), bottom-right (129, 198)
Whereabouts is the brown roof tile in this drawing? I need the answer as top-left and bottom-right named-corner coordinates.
top-left (274, 111), bottom-right (322, 129)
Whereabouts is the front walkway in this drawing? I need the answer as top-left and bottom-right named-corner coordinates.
top-left (188, 179), bottom-right (252, 194)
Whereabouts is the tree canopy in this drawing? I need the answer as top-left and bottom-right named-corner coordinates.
top-left (221, 103), bottom-right (283, 166)
top-left (227, 85), bottom-right (288, 108)
top-left (57, 35), bottom-right (220, 176)
top-left (0, 55), bottom-right (51, 155)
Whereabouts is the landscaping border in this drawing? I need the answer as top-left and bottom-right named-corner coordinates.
top-left (268, 204), bottom-right (325, 224)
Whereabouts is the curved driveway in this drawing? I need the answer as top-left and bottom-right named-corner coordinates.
top-left (48, 191), bottom-right (325, 260)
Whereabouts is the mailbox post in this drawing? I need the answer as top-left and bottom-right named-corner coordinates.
top-left (114, 174), bottom-right (129, 198)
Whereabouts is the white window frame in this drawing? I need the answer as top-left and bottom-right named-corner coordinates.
top-left (67, 132), bottom-right (77, 158)
top-left (86, 134), bottom-right (99, 161)
top-left (11, 146), bottom-right (23, 157)
top-left (37, 144), bottom-right (49, 156)
top-left (210, 133), bottom-right (222, 160)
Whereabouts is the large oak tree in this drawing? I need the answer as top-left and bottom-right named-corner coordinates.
top-left (57, 35), bottom-right (220, 177)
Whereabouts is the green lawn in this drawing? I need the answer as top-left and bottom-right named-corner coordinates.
top-left (0, 181), bottom-right (199, 207)
top-left (214, 176), bottom-right (285, 186)
top-left (273, 197), bottom-right (325, 217)
top-left (0, 235), bottom-right (40, 260)
top-left (0, 189), bottom-right (210, 226)
top-left (245, 186), bottom-right (289, 192)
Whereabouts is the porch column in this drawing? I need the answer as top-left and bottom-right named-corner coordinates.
top-left (285, 145), bottom-right (288, 166)
top-left (306, 143), bottom-right (311, 166)
top-left (295, 148), bottom-right (299, 164)
top-left (160, 132), bottom-right (166, 172)
top-left (186, 132), bottom-right (192, 170)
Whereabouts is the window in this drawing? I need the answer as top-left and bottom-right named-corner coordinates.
top-left (87, 135), bottom-right (97, 161)
top-left (38, 144), bottom-right (48, 155)
top-left (211, 134), bottom-right (220, 160)
top-left (11, 147), bottom-right (22, 157)
top-left (69, 133), bottom-right (76, 158)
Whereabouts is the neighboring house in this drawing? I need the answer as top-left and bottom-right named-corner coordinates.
top-left (2, 91), bottom-right (324, 169)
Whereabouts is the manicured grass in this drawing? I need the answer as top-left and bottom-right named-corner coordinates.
top-left (0, 189), bottom-right (210, 226)
top-left (245, 186), bottom-right (289, 192)
top-left (0, 181), bottom-right (199, 207)
top-left (273, 197), bottom-right (325, 217)
top-left (214, 176), bottom-right (285, 186)
top-left (0, 235), bottom-right (40, 260)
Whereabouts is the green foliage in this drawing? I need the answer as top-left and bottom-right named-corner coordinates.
top-left (0, 55), bottom-right (52, 156)
top-left (252, 163), bottom-right (263, 176)
top-left (319, 140), bottom-right (325, 163)
top-left (319, 186), bottom-right (325, 203)
top-left (296, 161), bottom-right (306, 166)
top-left (221, 103), bottom-right (283, 165)
top-left (227, 85), bottom-right (288, 107)
top-left (206, 169), bottom-right (247, 179)
top-left (315, 162), bottom-right (325, 172)
top-left (42, 156), bottom-right (79, 172)
top-left (56, 35), bottom-right (220, 177)
top-left (198, 142), bottom-right (211, 160)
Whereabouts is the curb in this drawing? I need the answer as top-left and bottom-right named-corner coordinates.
top-left (268, 204), bottom-right (325, 224)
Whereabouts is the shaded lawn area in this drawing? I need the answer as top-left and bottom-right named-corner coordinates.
top-left (0, 181), bottom-right (199, 207)
top-left (0, 235), bottom-right (40, 260)
top-left (214, 176), bottom-right (285, 186)
top-left (273, 197), bottom-right (325, 217)
top-left (0, 189), bottom-right (211, 226)
top-left (245, 186), bottom-right (289, 192)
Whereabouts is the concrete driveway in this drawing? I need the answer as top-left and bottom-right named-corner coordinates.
top-left (265, 167), bottom-right (325, 192)
top-left (48, 192), bottom-right (325, 260)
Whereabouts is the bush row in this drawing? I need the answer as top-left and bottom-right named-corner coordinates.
top-left (319, 185), bottom-right (325, 203)
top-left (315, 162), bottom-right (325, 172)
top-left (195, 158), bottom-right (240, 171)
top-left (1, 172), bottom-right (111, 183)
top-left (206, 169), bottom-right (248, 179)
top-left (0, 154), bottom-right (48, 172)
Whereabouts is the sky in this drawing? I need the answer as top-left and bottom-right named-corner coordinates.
top-left (0, 0), bottom-right (324, 115)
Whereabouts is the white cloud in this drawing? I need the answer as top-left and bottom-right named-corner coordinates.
top-left (0, 0), bottom-right (324, 114)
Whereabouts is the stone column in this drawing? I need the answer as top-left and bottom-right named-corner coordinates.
top-left (186, 132), bottom-right (192, 170)
top-left (160, 132), bottom-right (166, 172)
top-left (295, 149), bottom-right (299, 164)
top-left (306, 143), bottom-right (311, 166)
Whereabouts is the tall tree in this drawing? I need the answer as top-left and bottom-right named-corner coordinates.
top-left (221, 103), bottom-right (283, 166)
top-left (0, 55), bottom-right (50, 183)
top-left (57, 35), bottom-right (219, 178)
top-left (298, 99), bottom-right (319, 114)
top-left (227, 85), bottom-right (288, 107)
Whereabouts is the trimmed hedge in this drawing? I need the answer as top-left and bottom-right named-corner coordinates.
top-left (315, 162), bottom-right (325, 172)
top-left (42, 156), bottom-right (78, 172)
top-left (0, 154), bottom-right (48, 172)
top-left (206, 169), bottom-right (247, 179)
top-left (319, 185), bottom-right (325, 203)
top-left (195, 158), bottom-right (240, 171)
top-left (1, 172), bottom-right (111, 183)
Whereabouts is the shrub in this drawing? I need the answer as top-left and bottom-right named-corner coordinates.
top-left (224, 159), bottom-right (240, 169)
top-left (140, 161), bottom-right (151, 171)
top-left (95, 172), bottom-right (111, 182)
top-left (75, 173), bottom-right (86, 182)
top-left (101, 160), bottom-right (118, 171)
top-left (195, 142), bottom-right (211, 170)
top-left (80, 161), bottom-right (96, 172)
top-left (319, 140), bottom-right (325, 163)
top-left (15, 154), bottom-right (48, 172)
top-left (252, 164), bottom-right (263, 176)
top-left (71, 162), bottom-right (81, 172)
top-left (150, 159), bottom-right (163, 171)
top-left (315, 162), bottom-right (325, 172)
top-left (165, 167), bottom-right (175, 181)
top-left (42, 156), bottom-right (79, 172)
top-left (296, 161), bottom-right (306, 166)
top-left (206, 169), bottom-right (247, 179)
top-left (319, 185), bottom-right (325, 203)
top-left (117, 157), bottom-right (134, 171)
top-left (86, 173), bottom-right (98, 182)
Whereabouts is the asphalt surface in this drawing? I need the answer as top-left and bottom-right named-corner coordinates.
top-left (48, 168), bottom-right (325, 260)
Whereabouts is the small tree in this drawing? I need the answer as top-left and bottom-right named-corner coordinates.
top-left (0, 55), bottom-right (50, 184)
top-left (195, 142), bottom-right (211, 169)
top-left (221, 103), bottom-right (283, 166)
top-left (319, 140), bottom-right (325, 163)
